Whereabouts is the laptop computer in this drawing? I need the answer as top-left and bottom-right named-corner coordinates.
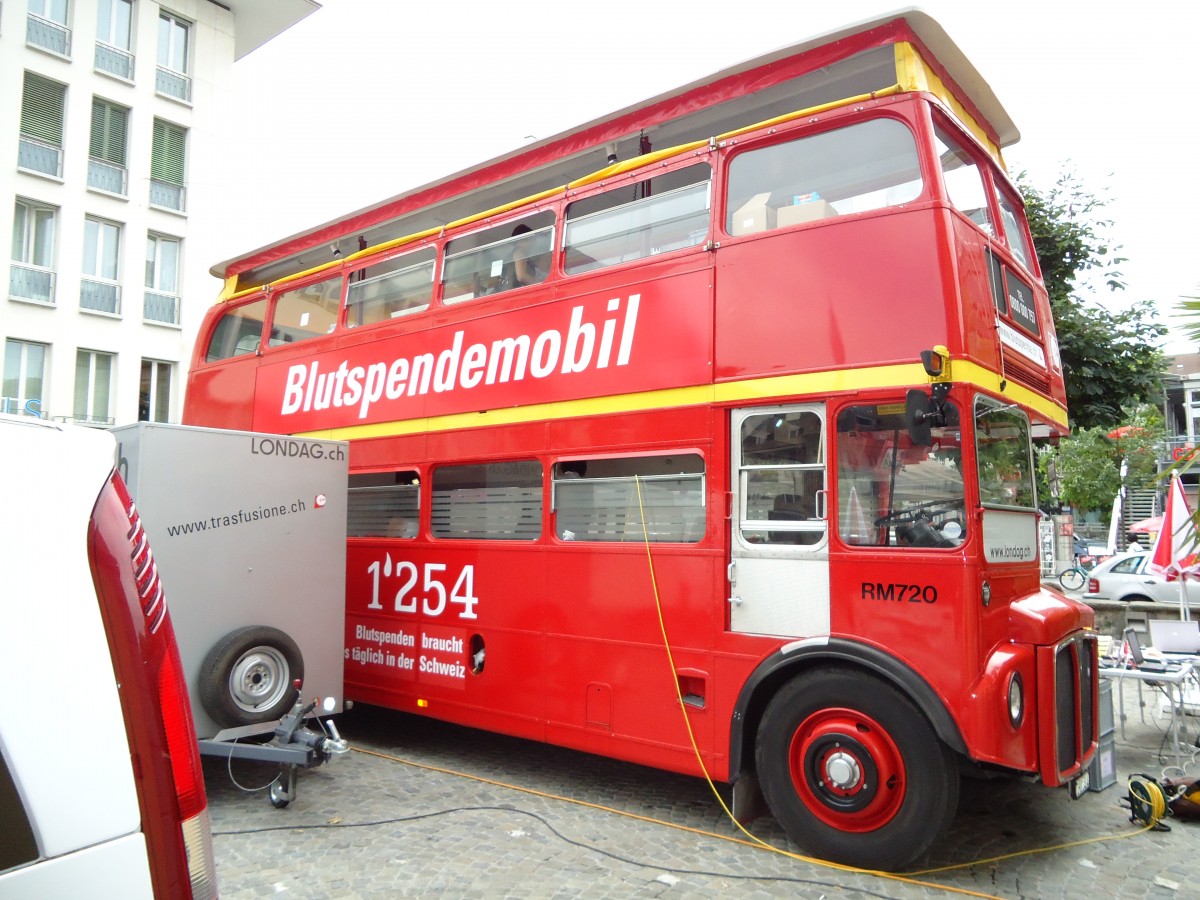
top-left (1124, 627), bottom-right (1179, 672)
top-left (1148, 619), bottom-right (1200, 654)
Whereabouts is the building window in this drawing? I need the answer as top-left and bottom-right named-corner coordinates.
top-left (150, 119), bottom-right (187, 212)
top-left (156, 11), bottom-right (191, 101)
top-left (11, 199), bottom-right (58, 304)
top-left (88, 98), bottom-right (129, 195)
top-left (18, 72), bottom-right (66, 178)
top-left (145, 233), bottom-right (180, 324)
top-left (27, 0), bottom-right (72, 56)
top-left (1186, 388), bottom-right (1200, 442)
top-left (139, 359), bottom-right (172, 422)
top-left (95, 0), bottom-right (134, 79)
top-left (74, 349), bottom-right (114, 426)
top-left (3, 339), bottom-right (48, 419)
top-left (82, 216), bottom-right (122, 315)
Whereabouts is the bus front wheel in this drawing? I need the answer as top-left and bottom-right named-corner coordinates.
top-left (755, 669), bottom-right (959, 871)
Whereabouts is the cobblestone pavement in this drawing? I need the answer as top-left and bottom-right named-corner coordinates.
top-left (206, 677), bottom-right (1200, 899)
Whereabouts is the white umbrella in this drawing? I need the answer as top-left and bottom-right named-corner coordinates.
top-left (1148, 473), bottom-right (1200, 621)
top-left (1106, 491), bottom-right (1121, 555)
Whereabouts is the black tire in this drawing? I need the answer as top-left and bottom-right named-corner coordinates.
top-left (1059, 568), bottom-right (1086, 591)
top-left (1120, 594), bottom-right (1152, 604)
top-left (755, 669), bottom-right (959, 871)
top-left (199, 626), bottom-right (303, 727)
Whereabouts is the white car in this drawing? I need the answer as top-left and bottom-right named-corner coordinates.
top-left (0, 415), bottom-right (217, 899)
top-left (1083, 551), bottom-right (1185, 604)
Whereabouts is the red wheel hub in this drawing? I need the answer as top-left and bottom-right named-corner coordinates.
top-left (788, 707), bottom-right (907, 832)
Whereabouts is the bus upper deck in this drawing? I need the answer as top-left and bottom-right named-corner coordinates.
top-left (189, 11), bottom-right (1065, 440)
top-left (213, 9), bottom-right (1015, 292)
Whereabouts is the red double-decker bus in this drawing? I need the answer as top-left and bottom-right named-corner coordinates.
top-left (185, 10), bottom-right (1097, 869)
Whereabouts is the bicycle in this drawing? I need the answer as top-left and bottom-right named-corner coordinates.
top-left (1058, 558), bottom-right (1093, 592)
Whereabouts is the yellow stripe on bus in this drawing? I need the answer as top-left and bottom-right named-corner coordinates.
top-left (295, 359), bottom-right (1066, 442)
top-left (893, 42), bottom-right (1004, 167)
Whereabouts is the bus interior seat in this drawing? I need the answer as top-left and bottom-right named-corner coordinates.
top-left (768, 493), bottom-right (809, 542)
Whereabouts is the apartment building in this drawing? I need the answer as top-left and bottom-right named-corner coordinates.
top-left (2, 0), bottom-right (317, 425)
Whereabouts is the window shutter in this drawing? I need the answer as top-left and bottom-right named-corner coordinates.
top-left (20, 74), bottom-right (66, 145)
top-left (90, 100), bottom-right (128, 165)
top-left (151, 120), bottom-right (186, 184)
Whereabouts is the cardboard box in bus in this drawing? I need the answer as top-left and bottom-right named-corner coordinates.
top-left (729, 192), bottom-right (777, 235)
top-left (111, 422), bottom-right (348, 741)
top-left (777, 198), bottom-right (836, 226)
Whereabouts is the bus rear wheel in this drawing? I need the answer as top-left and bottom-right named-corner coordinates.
top-left (756, 669), bottom-right (959, 871)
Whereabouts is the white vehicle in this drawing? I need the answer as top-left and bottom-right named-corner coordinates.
top-left (1083, 551), bottom-right (1180, 604)
top-left (0, 415), bottom-right (217, 899)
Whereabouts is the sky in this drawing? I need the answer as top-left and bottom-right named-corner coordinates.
top-left (220, 0), bottom-right (1198, 352)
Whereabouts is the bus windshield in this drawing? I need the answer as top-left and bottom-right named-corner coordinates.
top-left (836, 401), bottom-right (965, 548)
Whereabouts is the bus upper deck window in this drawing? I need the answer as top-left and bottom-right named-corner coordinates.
top-left (934, 125), bottom-right (992, 234)
top-left (994, 188), bottom-right (1033, 271)
top-left (442, 212), bottom-right (555, 304)
top-left (725, 119), bottom-right (921, 236)
top-left (269, 275), bottom-right (343, 347)
top-left (204, 297), bottom-right (267, 362)
top-left (563, 164), bottom-right (710, 274)
top-left (345, 247), bottom-right (435, 328)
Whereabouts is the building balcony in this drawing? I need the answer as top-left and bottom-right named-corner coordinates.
top-left (149, 179), bottom-right (187, 213)
top-left (80, 279), bottom-right (121, 315)
top-left (88, 158), bottom-right (128, 196)
top-left (155, 66), bottom-right (192, 103)
top-left (95, 42), bottom-right (134, 80)
top-left (143, 290), bottom-right (180, 325)
top-left (9, 264), bottom-right (56, 305)
top-left (53, 414), bottom-right (114, 429)
top-left (17, 136), bottom-right (63, 179)
top-left (27, 14), bottom-right (71, 57)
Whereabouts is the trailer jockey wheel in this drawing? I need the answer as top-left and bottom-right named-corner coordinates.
top-left (269, 766), bottom-right (298, 809)
top-left (200, 626), bottom-right (304, 727)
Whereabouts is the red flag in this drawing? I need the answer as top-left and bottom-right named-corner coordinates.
top-left (1149, 474), bottom-right (1200, 580)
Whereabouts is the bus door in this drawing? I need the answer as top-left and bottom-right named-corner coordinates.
top-left (729, 406), bottom-right (830, 636)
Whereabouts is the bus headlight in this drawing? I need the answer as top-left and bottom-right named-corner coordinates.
top-left (1007, 671), bottom-right (1024, 728)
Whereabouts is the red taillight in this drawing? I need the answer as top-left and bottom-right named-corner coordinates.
top-left (1088, 578), bottom-right (1099, 594)
top-left (159, 645), bottom-right (208, 819)
top-left (89, 473), bottom-right (217, 899)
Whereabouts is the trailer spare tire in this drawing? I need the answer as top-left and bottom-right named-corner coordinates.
top-left (199, 626), bottom-right (304, 727)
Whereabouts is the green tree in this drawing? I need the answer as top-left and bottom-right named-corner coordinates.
top-left (1039, 427), bottom-right (1119, 515)
top-left (1039, 403), bottom-right (1164, 518)
top-left (1020, 170), bottom-right (1166, 429)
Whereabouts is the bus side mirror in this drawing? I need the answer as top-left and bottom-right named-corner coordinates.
top-left (906, 389), bottom-right (933, 446)
top-left (906, 382), bottom-right (952, 446)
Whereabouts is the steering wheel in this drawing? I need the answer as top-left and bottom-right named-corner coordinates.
top-left (874, 497), bottom-right (965, 528)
